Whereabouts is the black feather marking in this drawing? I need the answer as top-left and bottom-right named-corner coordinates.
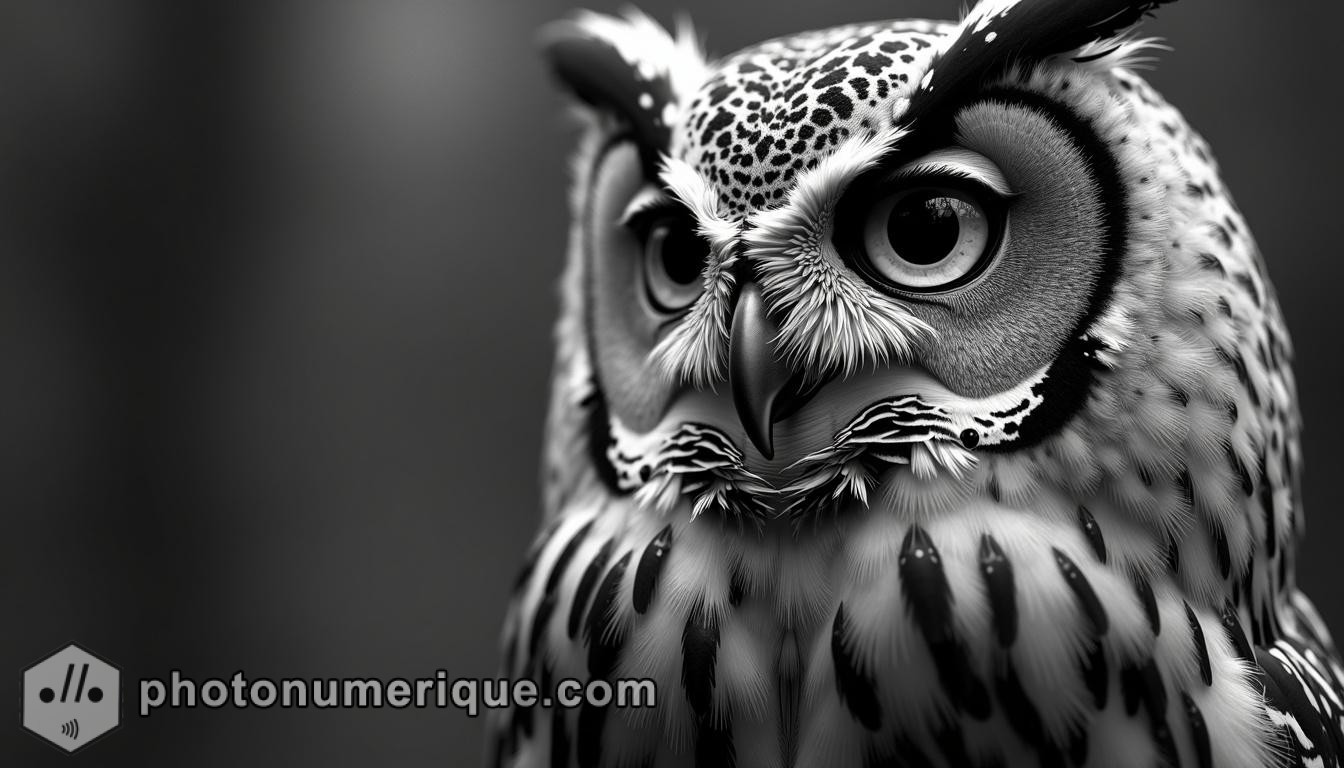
top-left (576, 701), bottom-right (607, 768)
top-left (832, 604), bottom-right (883, 730)
top-left (995, 661), bottom-right (1048, 753)
top-left (511, 657), bottom-right (539, 739)
top-left (521, 594), bottom-right (553, 677)
top-left (871, 738), bottom-right (937, 768)
top-left (547, 521), bottom-right (596, 595)
top-left (695, 720), bottom-right (736, 768)
top-left (1153, 718), bottom-right (1181, 768)
top-left (728, 563), bottom-right (747, 607)
top-left (529, 521), bottom-right (596, 666)
top-left (1122, 658), bottom-right (1176, 762)
top-left (1082, 640), bottom-right (1109, 708)
top-left (1077, 505), bottom-right (1107, 563)
top-left (1213, 524), bottom-right (1231, 580)
top-left (1053, 548), bottom-right (1109, 636)
top-left (900, 523), bottom-right (954, 643)
top-left (1137, 658), bottom-right (1169, 716)
top-left (1120, 661), bottom-right (1143, 716)
top-left (1135, 576), bottom-right (1160, 636)
top-left (632, 525), bottom-right (672, 614)
top-left (516, 661), bottom-right (556, 742)
top-left (551, 703), bottom-right (571, 768)
top-left (901, 525), bottom-right (991, 719)
top-left (586, 551), bottom-right (632, 679)
top-left (1257, 647), bottom-right (1340, 766)
top-left (514, 517), bottom-right (564, 593)
top-left (1262, 473), bottom-right (1279, 559)
top-left (683, 601), bottom-right (721, 721)
top-left (1167, 535), bottom-right (1181, 575)
top-left (1185, 601), bottom-right (1212, 686)
top-left (1068, 727), bottom-right (1089, 767)
top-left (1181, 691), bottom-right (1213, 768)
top-left (568, 539), bottom-right (614, 640)
top-left (933, 721), bottom-right (972, 768)
top-left (979, 533), bottom-right (1018, 647)
top-left (1220, 599), bottom-right (1255, 664)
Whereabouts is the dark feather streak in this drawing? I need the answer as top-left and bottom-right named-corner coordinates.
top-left (832, 604), bottom-right (883, 730)
top-left (1181, 691), bottom-right (1213, 768)
top-left (586, 551), bottom-right (632, 679)
top-left (1077, 505), bottom-right (1107, 563)
top-left (683, 601), bottom-right (721, 721)
top-left (1053, 548), bottom-right (1109, 636)
top-left (568, 539), bottom-right (614, 640)
top-left (979, 533), bottom-right (1018, 647)
top-left (632, 525), bottom-right (672, 614)
top-left (1185, 601), bottom-right (1213, 686)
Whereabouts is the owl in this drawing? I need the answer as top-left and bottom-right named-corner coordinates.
top-left (489, 1), bottom-right (1344, 766)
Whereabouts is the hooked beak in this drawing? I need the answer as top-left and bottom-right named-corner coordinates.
top-left (728, 283), bottom-right (793, 459)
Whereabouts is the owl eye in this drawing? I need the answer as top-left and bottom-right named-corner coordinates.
top-left (857, 185), bottom-right (1004, 292)
top-left (639, 215), bottom-right (709, 313)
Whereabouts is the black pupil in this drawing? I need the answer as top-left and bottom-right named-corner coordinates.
top-left (658, 222), bottom-right (706, 285)
top-left (887, 192), bottom-right (961, 266)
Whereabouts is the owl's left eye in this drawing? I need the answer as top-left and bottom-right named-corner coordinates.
top-left (638, 215), bottom-right (709, 313)
top-left (854, 184), bottom-right (1005, 293)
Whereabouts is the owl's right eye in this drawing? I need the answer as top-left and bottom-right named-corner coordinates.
top-left (637, 215), bottom-right (709, 313)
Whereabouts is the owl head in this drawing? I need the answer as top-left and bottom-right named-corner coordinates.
top-left (539, 0), bottom-right (1296, 605)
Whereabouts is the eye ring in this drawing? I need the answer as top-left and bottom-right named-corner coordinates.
top-left (846, 179), bottom-right (1006, 295)
top-left (634, 213), bottom-right (710, 314)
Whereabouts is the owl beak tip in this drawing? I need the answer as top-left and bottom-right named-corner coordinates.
top-left (729, 283), bottom-right (789, 461)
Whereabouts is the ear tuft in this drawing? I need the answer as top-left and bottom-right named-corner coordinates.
top-left (905, 0), bottom-right (1178, 127)
top-left (540, 10), bottom-right (706, 156)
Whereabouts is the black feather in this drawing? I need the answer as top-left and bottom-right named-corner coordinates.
top-left (632, 525), bottom-right (672, 615)
top-left (586, 551), bottom-right (632, 679)
top-left (979, 533), bottom-right (1018, 647)
top-left (1081, 640), bottom-right (1109, 708)
top-left (1213, 523), bottom-right (1232, 580)
top-left (551, 703), bottom-right (572, 768)
top-left (1185, 601), bottom-right (1213, 686)
top-left (568, 539), bottom-right (614, 640)
top-left (514, 517), bottom-right (563, 593)
top-left (1257, 647), bottom-right (1341, 766)
top-left (901, 525), bottom-right (991, 719)
top-left (1077, 505), bottom-right (1107, 563)
top-left (728, 563), bottom-right (747, 607)
top-left (683, 601), bottom-right (721, 721)
top-left (995, 661), bottom-right (1048, 754)
top-left (1135, 576), bottom-right (1160, 636)
top-left (1068, 727), bottom-right (1089, 766)
top-left (1220, 599), bottom-right (1255, 664)
top-left (695, 720), bottom-right (736, 768)
top-left (1181, 691), bottom-right (1213, 768)
top-left (1053, 548), bottom-right (1109, 636)
top-left (903, 0), bottom-right (1178, 132)
top-left (576, 700), bottom-right (607, 768)
top-left (529, 521), bottom-right (595, 665)
top-left (933, 721), bottom-right (972, 768)
top-left (832, 604), bottom-right (883, 730)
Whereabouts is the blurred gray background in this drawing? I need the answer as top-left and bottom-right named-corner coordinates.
top-left (3, 1), bottom-right (1341, 765)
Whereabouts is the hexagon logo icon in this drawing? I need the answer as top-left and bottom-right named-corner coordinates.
top-left (22, 644), bottom-right (121, 753)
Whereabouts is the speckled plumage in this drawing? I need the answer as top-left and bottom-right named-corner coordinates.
top-left (490, 2), bottom-right (1344, 766)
